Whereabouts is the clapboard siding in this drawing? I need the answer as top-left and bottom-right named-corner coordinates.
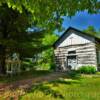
top-left (77, 43), bottom-right (97, 67)
top-left (54, 42), bottom-right (97, 71)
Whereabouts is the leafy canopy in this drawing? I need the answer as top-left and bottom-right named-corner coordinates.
top-left (0, 0), bottom-right (100, 28)
top-left (0, 0), bottom-right (100, 56)
top-left (0, 5), bottom-right (44, 57)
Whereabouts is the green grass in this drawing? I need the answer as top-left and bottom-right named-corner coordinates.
top-left (20, 76), bottom-right (100, 100)
top-left (0, 72), bottom-right (100, 100)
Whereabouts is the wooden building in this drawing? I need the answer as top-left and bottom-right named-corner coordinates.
top-left (53, 27), bottom-right (100, 71)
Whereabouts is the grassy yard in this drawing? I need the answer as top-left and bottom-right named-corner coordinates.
top-left (0, 72), bottom-right (100, 100)
top-left (20, 76), bottom-right (100, 100)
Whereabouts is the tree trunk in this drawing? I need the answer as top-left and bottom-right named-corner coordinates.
top-left (0, 46), bottom-right (6, 74)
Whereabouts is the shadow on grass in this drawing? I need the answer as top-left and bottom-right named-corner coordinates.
top-left (49, 70), bottom-right (82, 87)
top-left (67, 70), bottom-right (81, 79)
top-left (0, 70), bottom-right (51, 83)
top-left (0, 70), bottom-right (81, 84)
top-left (21, 71), bottom-right (82, 99)
top-left (51, 79), bottom-right (80, 86)
top-left (26, 83), bottom-right (64, 99)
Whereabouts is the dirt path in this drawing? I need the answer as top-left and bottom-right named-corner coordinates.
top-left (0, 72), bottom-right (66, 93)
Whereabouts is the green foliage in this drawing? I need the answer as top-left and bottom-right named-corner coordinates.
top-left (0, 4), bottom-right (44, 57)
top-left (78, 66), bottom-right (96, 74)
top-left (35, 34), bottom-right (58, 70)
top-left (21, 58), bottom-right (35, 71)
top-left (84, 26), bottom-right (97, 36)
top-left (0, 0), bottom-right (100, 30)
top-left (42, 34), bottom-right (58, 46)
top-left (0, 3), bottom-right (45, 73)
top-left (83, 26), bottom-right (100, 39)
top-left (97, 30), bottom-right (100, 38)
top-left (42, 34), bottom-right (58, 70)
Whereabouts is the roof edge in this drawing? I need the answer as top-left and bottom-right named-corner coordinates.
top-left (53, 27), bottom-right (100, 48)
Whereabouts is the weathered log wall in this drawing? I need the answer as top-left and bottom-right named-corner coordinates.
top-left (54, 42), bottom-right (97, 71)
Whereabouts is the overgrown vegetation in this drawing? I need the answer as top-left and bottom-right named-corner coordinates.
top-left (20, 33), bottom-right (58, 71)
top-left (78, 66), bottom-right (96, 74)
top-left (34, 34), bottom-right (58, 70)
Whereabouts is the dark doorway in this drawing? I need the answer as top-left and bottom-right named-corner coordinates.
top-left (67, 55), bottom-right (77, 70)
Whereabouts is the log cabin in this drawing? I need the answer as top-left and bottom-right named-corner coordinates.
top-left (53, 27), bottom-right (100, 71)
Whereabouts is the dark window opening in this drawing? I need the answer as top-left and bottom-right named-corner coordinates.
top-left (68, 50), bottom-right (76, 54)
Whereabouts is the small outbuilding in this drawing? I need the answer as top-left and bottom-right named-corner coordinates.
top-left (53, 27), bottom-right (100, 71)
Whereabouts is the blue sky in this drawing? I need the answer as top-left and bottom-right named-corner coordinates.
top-left (56, 11), bottom-right (100, 35)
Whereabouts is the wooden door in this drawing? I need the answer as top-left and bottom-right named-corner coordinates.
top-left (67, 56), bottom-right (77, 70)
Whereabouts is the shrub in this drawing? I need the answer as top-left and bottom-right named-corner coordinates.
top-left (78, 66), bottom-right (96, 74)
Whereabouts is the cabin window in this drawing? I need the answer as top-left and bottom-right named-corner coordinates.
top-left (68, 50), bottom-right (76, 54)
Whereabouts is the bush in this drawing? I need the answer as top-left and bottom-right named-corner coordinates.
top-left (78, 66), bottom-right (96, 74)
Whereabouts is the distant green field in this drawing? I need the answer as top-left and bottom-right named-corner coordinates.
top-left (20, 76), bottom-right (100, 100)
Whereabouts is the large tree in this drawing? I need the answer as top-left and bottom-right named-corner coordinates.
top-left (0, 5), bottom-right (44, 74)
top-left (0, 0), bottom-right (100, 74)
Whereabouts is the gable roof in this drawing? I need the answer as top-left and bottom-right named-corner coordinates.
top-left (53, 27), bottom-right (100, 47)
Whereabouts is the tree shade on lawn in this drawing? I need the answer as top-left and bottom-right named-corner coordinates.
top-left (0, 74), bottom-right (100, 100)
top-left (20, 77), bottom-right (100, 100)
top-left (0, 0), bottom-right (100, 74)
